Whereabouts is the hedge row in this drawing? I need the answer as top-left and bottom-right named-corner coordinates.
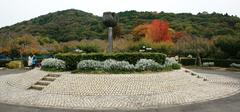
top-left (56, 53), bottom-right (166, 70)
top-left (179, 58), bottom-right (196, 66)
top-left (180, 58), bottom-right (240, 67)
top-left (203, 59), bottom-right (240, 67)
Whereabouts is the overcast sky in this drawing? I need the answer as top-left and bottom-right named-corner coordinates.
top-left (0, 0), bottom-right (239, 28)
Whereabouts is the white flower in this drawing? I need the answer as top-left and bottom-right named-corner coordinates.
top-left (164, 57), bottom-right (177, 66)
top-left (164, 57), bottom-right (181, 69)
top-left (41, 58), bottom-right (66, 69)
top-left (77, 59), bottom-right (134, 71)
top-left (103, 59), bottom-right (134, 70)
top-left (77, 60), bottom-right (103, 70)
top-left (135, 59), bottom-right (161, 71)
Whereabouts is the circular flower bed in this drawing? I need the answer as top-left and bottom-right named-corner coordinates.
top-left (75, 58), bottom-right (181, 74)
top-left (41, 57), bottom-right (181, 74)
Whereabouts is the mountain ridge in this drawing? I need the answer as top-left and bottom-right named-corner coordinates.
top-left (0, 9), bottom-right (240, 42)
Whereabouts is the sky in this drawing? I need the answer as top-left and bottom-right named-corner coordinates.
top-left (0, 0), bottom-right (240, 28)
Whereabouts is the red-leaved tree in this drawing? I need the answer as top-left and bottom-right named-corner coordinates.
top-left (147, 20), bottom-right (172, 42)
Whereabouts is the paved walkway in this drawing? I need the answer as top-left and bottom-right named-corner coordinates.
top-left (0, 68), bottom-right (240, 112)
top-left (0, 68), bottom-right (28, 76)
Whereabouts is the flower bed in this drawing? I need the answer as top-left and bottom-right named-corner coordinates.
top-left (56, 52), bottom-right (166, 70)
top-left (76, 59), bottom-right (135, 73)
top-left (42, 54), bottom-right (181, 74)
top-left (74, 58), bottom-right (181, 74)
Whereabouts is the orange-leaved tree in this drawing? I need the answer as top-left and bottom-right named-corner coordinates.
top-left (147, 19), bottom-right (172, 42)
top-left (133, 19), bottom-right (172, 42)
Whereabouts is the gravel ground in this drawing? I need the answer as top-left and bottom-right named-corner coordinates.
top-left (0, 68), bottom-right (239, 110)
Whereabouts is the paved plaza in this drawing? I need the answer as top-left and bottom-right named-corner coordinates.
top-left (0, 68), bottom-right (240, 111)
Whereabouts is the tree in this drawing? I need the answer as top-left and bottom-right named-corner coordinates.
top-left (174, 37), bottom-right (212, 65)
top-left (213, 36), bottom-right (240, 58)
top-left (173, 35), bottom-right (192, 61)
top-left (172, 31), bottom-right (191, 43)
top-left (0, 37), bottom-right (15, 59)
top-left (0, 35), bottom-right (47, 59)
top-left (132, 19), bottom-right (172, 43)
top-left (147, 20), bottom-right (172, 42)
top-left (132, 24), bottom-right (148, 41)
top-left (113, 24), bottom-right (122, 39)
top-left (16, 35), bottom-right (47, 57)
top-left (186, 38), bottom-right (212, 65)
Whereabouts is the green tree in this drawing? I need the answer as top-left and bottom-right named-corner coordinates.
top-left (213, 36), bottom-right (240, 58)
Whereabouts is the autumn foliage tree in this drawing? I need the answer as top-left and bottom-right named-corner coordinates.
top-left (0, 37), bottom-right (14, 56)
top-left (133, 19), bottom-right (172, 42)
top-left (147, 20), bottom-right (172, 42)
top-left (0, 35), bottom-right (47, 59)
top-left (15, 35), bottom-right (48, 57)
top-left (132, 24), bottom-right (148, 41)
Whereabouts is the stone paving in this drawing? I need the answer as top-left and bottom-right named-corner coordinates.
top-left (0, 68), bottom-right (240, 110)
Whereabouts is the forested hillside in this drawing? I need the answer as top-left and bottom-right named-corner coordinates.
top-left (0, 9), bottom-right (240, 42)
top-left (0, 9), bottom-right (106, 41)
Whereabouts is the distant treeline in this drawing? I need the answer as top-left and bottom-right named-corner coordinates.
top-left (0, 9), bottom-right (239, 42)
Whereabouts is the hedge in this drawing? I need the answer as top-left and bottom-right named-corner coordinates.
top-left (56, 53), bottom-right (166, 70)
top-left (180, 58), bottom-right (196, 66)
top-left (180, 58), bottom-right (240, 67)
top-left (203, 59), bottom-right (240, 67)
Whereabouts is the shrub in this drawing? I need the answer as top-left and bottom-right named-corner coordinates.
top-left (180, 58), bottom-right (196, 66)
top-left (127, 39), bottom-right (174, 54)
top-left (56, 53), bottom-right (166, 70)
top-left (203, 59), bottom-right (240, 67)
top-left (41, 58), bottom-right (66, 71)
top-left (165, 57), bottom-right (181, 70)
top-left (76, 58), bottom-right (181, 73)
top-left (135, 59), bottom-right (162, 71)
top-left (230, 63), bottom-right (240, 68)
top-left (6, 61), bottom-right (24, 69)
top-left (202, 62), bottom-right (214, 67)
top-left (77, 60), bottom-right (103, 70)
top-left (180, 58), bottom-right (240, 67)
top-left (128, 42), bottom-right (151, 52)
top-left (172, 63), bottom-right (181, 69)
top-left (103, 59), bottom-right (135, 72)
top-left (77, 45), bottom-right (99, 53)
top-left (236, 51), bottom-right (240, 59)
top-left (77, 59), bottom-right (134, 73)
top-left (78, 39), bottom-right (108, 52)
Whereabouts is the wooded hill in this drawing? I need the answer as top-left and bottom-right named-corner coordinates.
top-left (0, 9), bottom-right (240, 42)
